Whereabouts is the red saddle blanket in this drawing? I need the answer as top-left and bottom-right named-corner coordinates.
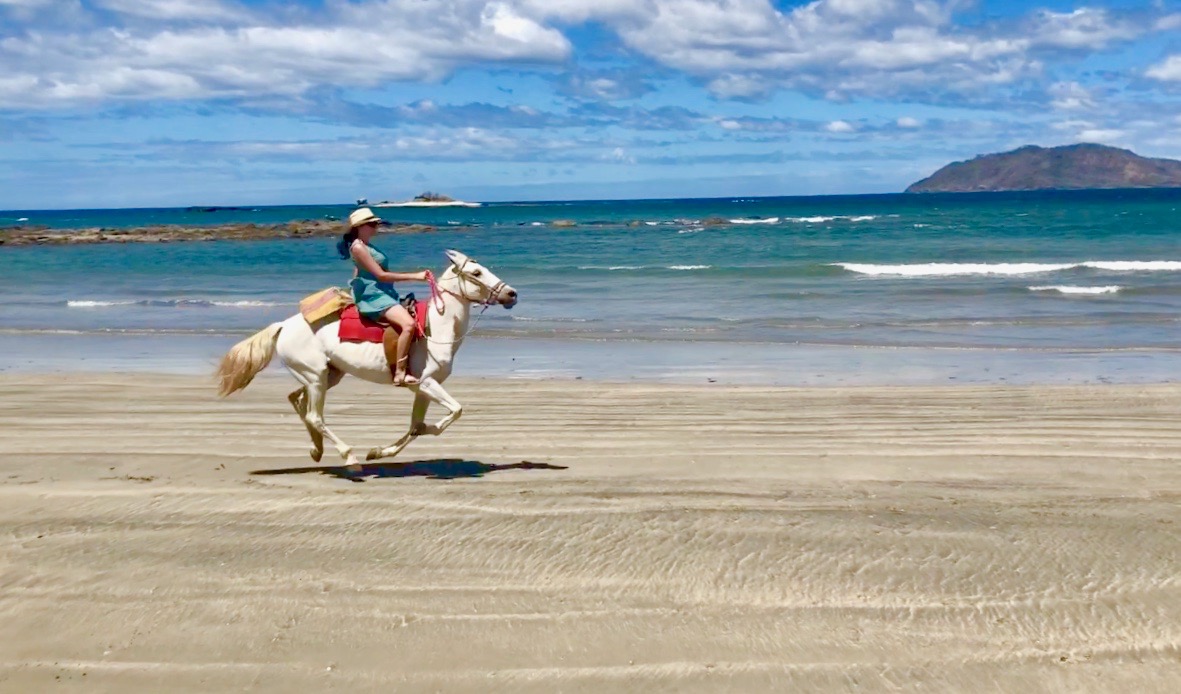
top-left (338, 303), bottom-right (428, 344)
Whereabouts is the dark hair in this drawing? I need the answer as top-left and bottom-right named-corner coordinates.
top-left (337, 229), bottom-right (358, 259)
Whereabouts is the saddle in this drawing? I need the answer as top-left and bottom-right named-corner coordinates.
top-left (299, 287), bottom-right (429, 344)
top-left (338, 296), bottom-right (430, 344)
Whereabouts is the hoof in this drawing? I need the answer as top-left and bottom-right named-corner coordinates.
top-left (366, 447), bottom-right (382, 461)
top-left (309, 447), bottom-right (323, 463)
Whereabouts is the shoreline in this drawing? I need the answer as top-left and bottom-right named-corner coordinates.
top-left (3, 331), bottom-right (1181, 386)
top-left (0, 219), bottom-right (438, 246)
top-left (1, 373), bottom-right (1179, 691)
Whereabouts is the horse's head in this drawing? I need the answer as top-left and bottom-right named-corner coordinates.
top-left (443, 249), bottom-right (518, 308)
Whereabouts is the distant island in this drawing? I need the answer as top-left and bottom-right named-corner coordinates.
top-left (373, 192), bottom-right (481, 208)
top-left (906, 143), bottom-right (1181, 193)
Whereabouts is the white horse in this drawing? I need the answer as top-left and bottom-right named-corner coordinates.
top-left (215, 249), bottom-right (518, 468)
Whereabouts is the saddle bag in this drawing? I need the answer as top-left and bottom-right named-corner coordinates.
top-left (299, 287), bottom-right (352, 324)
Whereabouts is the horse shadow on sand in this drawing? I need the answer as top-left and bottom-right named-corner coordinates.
top-left (250, 458), bottom-right (568, 483)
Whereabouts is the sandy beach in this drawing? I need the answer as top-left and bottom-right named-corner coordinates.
top-left (1, 372), bottom-right (1179, 692)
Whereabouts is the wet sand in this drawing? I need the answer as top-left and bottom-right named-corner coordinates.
top-left (1, 373), bottom-right (1179, 691)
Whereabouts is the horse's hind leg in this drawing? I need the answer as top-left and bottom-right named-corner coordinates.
top-left (288, 366), bottom-right (344, 462)
top-left (288, 366), bottom-right (356, 467)
top-left (287, 388), bottom-right (320, 460)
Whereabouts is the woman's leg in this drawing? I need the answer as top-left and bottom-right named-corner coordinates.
top-left (380, 325), bottom-right (400, 381)
top-left (382, 305), bottom-right (419, 386)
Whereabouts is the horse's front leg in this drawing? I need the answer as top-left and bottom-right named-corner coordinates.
top-left (416, 377), bottom-right (462, 435)
top-left (367, 379), bottom-right (460, 460)
top-left (366, 392), bottom-right (429, 461)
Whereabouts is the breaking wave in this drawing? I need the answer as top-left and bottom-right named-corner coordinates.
top-left (729, 217), bottom-right (780, 224)
top-left (834, 261), bottom-right (1181, 277)
top-left (1029, 285), bottom-right (1123, 295)
top-left (790, 215), bottom-right (877, 223)
top-left (67, 299), bottom-right (284, 308)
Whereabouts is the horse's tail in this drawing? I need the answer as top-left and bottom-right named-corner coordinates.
top-left (216, 322), bottom-right (283, 397)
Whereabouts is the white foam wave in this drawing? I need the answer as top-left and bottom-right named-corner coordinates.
top-left (16, 217), bottom-right (29, 222)
top-left (789, 215), bottom-right (876, 223)
top-left (509, 316), bottom-right (590, 322)
top-left (67, 300), bottom-right (136, 308)
top-left (729, 217), bottom-right (780, 224)
top-left (578, 264), bottom-right (708, 270)
top-left (1029, 285), bottom-right (1122, 295)
top-left (209, 300), bottom-right (282, 307)
top-left (667, 265), bottom-right (711, 270)
top-left (1083, 261), bottom-right (1181, 272)
top-left (68, 299), bottom-right (283, 308)
top-left (835, 260), bottom-right (1181, 277)
top-left (836, 262), bottom-right (1073, 277)
top-left (577, 265), bottom-right (645, 271)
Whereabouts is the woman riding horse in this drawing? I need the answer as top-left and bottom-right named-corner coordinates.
top-left (337, 207), bottom-right (429, 386)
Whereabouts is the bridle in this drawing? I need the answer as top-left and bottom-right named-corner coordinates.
top-left (427, 258), bottom-right (505, 311)
top-left (421, 258), bottom-right (507, 345)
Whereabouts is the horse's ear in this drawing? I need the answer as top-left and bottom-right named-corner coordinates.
top-left (445, 249), bottom-right (470, 267)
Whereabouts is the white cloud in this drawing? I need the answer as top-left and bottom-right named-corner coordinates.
top-left (1049, 81), bottom-right (1094, 110)
top-left (825, 120), bottom-right (855, 133)
top-left (1050, 119), bottom-right (1125, 145)
top-left (706, 73), bottom-right (772, 99)
top-left (1146, 55), bottom-right (1181, 82)
top-left (896, 116), bottom-right (921, 128)
top-left (0, 0), bottom-right (1176, 110)
top-left (94, 0), bottom-right (248, 22)
top-left (0, 0), bottom-right (571, 107)
top-left (517, 0), bottom-right (642, 23)
top-left (1027, 9), bottom-right (1138, 50)
top-left (605, 146), bottom-right (636, 164)
top-left (1077, 128), bottom-right (1124, 143)
top-left (587, 1), bottom-right (1045, 100)
top-left (530, 1), bottom-right (1167, 103)
top-left (220, 128), bottom-right (580, 162)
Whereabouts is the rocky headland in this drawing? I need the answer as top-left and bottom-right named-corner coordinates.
top-left (907, 143), bottom-right (1181, 193)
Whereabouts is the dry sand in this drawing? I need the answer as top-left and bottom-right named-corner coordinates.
top-left (1, 373), bottom-right (1179, 692)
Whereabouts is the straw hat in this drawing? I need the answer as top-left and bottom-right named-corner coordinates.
top-left (347, 207), bottom-right (383, 230)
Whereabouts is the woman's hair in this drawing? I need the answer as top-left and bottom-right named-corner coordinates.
top-left (337, 229), bottom-right (359, 259)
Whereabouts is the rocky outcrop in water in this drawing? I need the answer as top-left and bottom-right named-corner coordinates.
top-left (0, 220), bottom-right (436, 247)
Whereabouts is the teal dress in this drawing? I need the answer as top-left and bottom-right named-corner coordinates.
top-left (350, 243), bottom-right (400, 321)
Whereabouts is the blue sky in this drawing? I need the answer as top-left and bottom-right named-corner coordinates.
top-left (1, 0), bottom-right (1180, 208)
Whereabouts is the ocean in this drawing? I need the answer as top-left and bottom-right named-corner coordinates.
top-left (4, 189), bottom-right (1181, 384)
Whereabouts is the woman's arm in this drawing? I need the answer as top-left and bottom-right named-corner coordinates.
top-left (350, 242), bottom-right (428, 283)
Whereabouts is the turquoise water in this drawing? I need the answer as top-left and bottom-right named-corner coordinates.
top-left (4, 190), bottom-right (1181, 382)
